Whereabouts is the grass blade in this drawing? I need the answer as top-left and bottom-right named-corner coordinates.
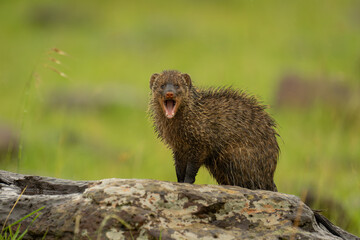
top-left (17, 213), bottom-right (41, 240)
top-left (8, 226), bottom-right (13, 239)
top-left (41, 228), bottom-right (48, 240)
top-left (10, 224), bottom-right (20, 240)
top-left (5, 207), bottom-right (44, 231)
top-left (16, 229), bottom-right (28, 240)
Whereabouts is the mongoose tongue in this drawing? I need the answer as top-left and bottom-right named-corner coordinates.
top-left (165, 100), bottom-right (176, 118)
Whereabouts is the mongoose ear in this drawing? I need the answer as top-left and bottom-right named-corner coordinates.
top-left (181, 73), bottom-right (192, 88)
top-left (150, 73), bottom-right (159, 89)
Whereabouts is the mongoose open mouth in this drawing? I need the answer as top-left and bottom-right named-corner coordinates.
top-left (163, 100), bottom-right (177, 119)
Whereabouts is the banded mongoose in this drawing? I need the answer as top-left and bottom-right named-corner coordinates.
top-left (149, 70), bottom-right (279, 191)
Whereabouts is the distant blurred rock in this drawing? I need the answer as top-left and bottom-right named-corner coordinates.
top-left (275, 73), bottom-right (358, 109)
top-left (46, 84), bottom-right (146, 111)
top-left (0, 123), bottom-right (19, 161)
top-left (27, 3), bottom-right (90, 28)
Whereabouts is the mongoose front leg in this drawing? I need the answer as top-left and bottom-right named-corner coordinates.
top-left (175, 162), bottom-right (186, 182)
top-left (174, 151), bottom-right (186, 182)
top-left (184, 161), bottom-right (201, 184)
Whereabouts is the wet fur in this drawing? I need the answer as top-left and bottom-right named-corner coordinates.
top-left (149, 70), bottom-right (279, 191)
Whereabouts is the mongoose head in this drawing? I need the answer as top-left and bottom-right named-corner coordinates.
top-left (150, 70), bottom-right (192, 119)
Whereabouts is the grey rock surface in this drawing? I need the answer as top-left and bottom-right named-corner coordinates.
top-left (0, 170), bottom-right (358, 240)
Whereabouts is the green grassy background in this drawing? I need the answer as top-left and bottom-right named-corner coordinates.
top-left (0, 0), bottom-right (359, 235)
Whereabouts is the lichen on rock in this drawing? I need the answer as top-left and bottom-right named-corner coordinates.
top-left (0, 170), bottom-right (358, 240)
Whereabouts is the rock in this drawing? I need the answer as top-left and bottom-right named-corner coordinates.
top-left (275, 73), bottom-right (358, 109)
top-left (0, 170), bottom-right (358, 240)
top-left (46, 84), bottom-right (146, 111)
top-left (0, 124), bottom-right (19, 161)
top-left (27, 2), bottom-right (90, 28)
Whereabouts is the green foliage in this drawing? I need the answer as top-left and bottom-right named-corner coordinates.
top-left (1, 207), bottom-right (44, 240)
top-left (0, 0), bottom-right (359, 236)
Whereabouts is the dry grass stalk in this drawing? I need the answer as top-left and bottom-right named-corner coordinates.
top-left (43, 64), bottom-right (68, 79)
top-left (51, 47), bottom-right (68, 56)
top-left (1, 186), bottom-right (28, 233)
top-left (290, 189), bottom-right (308, 240)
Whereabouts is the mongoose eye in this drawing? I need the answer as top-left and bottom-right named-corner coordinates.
top-left (174, 84), bottom-right (179, 89)
top-left (161, 84), bottom-right (165, 89)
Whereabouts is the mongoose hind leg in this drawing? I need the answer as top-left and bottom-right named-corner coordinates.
top-left (206, 145), bottom-right (277, 191)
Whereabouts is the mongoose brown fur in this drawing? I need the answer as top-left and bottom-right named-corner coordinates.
top-left (149, 70), bottom-right (279, 191)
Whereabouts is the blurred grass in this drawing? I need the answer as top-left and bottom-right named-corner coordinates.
top-left (0, 0), bottom-right (359, 235)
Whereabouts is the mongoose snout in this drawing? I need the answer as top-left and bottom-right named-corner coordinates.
top-left (165, 92), bottom-right (174, 99)
top-left (158, 82), bottom-right (181, 119)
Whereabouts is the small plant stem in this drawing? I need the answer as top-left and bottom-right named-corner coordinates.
top-left (1, 186), bottom-right (27, 233)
